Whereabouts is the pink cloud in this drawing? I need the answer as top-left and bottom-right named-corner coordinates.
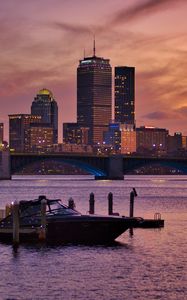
top-left (109, 0), bottom-right (186, 25)
top-left (0, 0), bottom-right (187, 141)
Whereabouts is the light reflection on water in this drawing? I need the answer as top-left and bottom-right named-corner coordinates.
top-left (0, 175), bottom-right (186, 300)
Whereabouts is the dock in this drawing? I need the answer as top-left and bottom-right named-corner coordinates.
top-left (133, 217), bottom-right (164, 228)
top-left (0, 190), bottom-right (165, 246)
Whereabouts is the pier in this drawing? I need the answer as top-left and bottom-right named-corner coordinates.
top-left (127, 188), bottom-right (164, 228)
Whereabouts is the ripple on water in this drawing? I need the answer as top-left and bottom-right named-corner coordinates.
top-left (0, 175), bottom-right (186, 300)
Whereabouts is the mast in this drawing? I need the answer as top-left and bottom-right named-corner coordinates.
top-left (93, 35), bottom-right (96, 57)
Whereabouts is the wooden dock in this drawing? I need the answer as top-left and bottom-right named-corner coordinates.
top-left (133, 218), bottom-right (164, 228)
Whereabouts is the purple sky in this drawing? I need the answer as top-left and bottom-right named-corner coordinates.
top-left (0, 0), bottom-right (187, 141)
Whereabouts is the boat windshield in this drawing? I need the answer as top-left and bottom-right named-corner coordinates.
top-left (0, 199), bottom-right (80, 228)
top-left (47, 200), bottom-right (79, 216)
top-left (19, 199), bottom-right (80, 218)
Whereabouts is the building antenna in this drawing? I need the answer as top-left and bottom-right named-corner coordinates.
top-left (93, 35), bottom-right (96, 57)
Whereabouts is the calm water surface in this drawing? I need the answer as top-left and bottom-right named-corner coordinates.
top-left (0, 175), bottom-right (186, 300)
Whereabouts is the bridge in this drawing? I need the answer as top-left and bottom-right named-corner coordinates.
top-left (10, 152), bottom-right (187, 179)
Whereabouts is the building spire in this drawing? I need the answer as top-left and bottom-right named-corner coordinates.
top-left (93, 35), bottom-right (96, 57)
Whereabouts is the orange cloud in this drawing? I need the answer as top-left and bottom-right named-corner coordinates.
top-left (0, 0), bottom-right (187, 140)
top-left (109, 0), bottom-right (186, 25)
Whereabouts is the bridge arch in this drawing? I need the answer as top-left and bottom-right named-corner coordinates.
top-left (11, 156), bottom-right (107, 176)
top-left (124, 159), bottom-right (187, 174)
top-left (11, 153), bottom-right (187, 177)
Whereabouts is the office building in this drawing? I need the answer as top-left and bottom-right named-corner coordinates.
top-left (28, 124), bottom-right (54, 152)
top-left (136, 126), bottom-right (168, 154)
top-left (63, 123), bottom-right (89, 145)
top-left (31, 88), bottom-right (58, 143)
top-left (53, 143), bottom-right (93, 154)
top-left (104, 122), bottom-right (136, 154)
top-left (115, 66), bottom-right (135, 126)
top-left (120, 123), bottom-right (136, 154)
top-left (182, 136), bottom-right (187, 150)
top-left (103, 122), bottom-right (121, 152)
top-left (167, 132), bottom-right (183, 155)
top-left (9, 114), bottom-right (41, 152)
top-left (77, 42), bottom-right (112, 144)
top-left (0, 123), bottom-right (3, 144)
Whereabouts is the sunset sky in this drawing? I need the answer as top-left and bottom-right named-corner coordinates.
top-left (0, 0), bottom-right (187, 141)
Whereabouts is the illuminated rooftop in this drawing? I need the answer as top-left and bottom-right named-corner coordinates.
top-left (38, 88), bottom-right (53, 98)
top-left (80, 56), bottom-right (110, 66)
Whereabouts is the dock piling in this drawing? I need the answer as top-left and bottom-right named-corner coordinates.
top-left (89, 193), bottom-right (95, 214)
top-left (13, 201), bottom-right (20, 246)
top-left (5, 204), bottom-right (12, 217)
top-left (129, 188), bottom-right (137, 218)
top-left (108, 192), bottom-right (113, 215)
top-left (68, 197), bottom-right (75, 209)
top-left (39, 199), bottom-right (47, 241)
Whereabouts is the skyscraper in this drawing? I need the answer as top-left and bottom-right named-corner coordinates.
top-left (77, 42), bottom-right (112, 144)
top-left (115, 66), bottom-right (135, 126)
top-left (31, 89), bottom-right (58, 143)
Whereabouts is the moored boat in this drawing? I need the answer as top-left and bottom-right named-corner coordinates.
top-left (0, 195), bottom-right (138, 244)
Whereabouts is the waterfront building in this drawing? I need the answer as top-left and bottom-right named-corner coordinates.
top-left (28, 124), bottom-right (54, 152)
top-left (136, 126), bottom-right (168, 155)
top-left (54, 143), bottom-right (93, 153)
top-left (115, 66), bottom-right (135, 126)
top-left (103, 122), bottom-right (121, 152)
top-left (120, 123), bottom-right (136, 154)
top-left (167, 132), bottom-right (183, 155)
top-left (9, 114), bottom-right (41, 152)
top-left (104, 122), bottom-right (136, 154)
top-left (182, 136), bottom-right (187, 150)
top-left (173, 132), bottom-right (183, 150)
top-left (63, 123), bottom-right (89, 145)
top-left (0, 123), bottom-right (3, 144)
top-left (77, 42), bottom-right (112, 144)
top-left (31, 88), bottom-right (58, 143)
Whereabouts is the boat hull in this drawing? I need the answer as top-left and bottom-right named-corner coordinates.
top-left (47, 215), bottom-right (136, 244)
top-left (0, 215), bottom-right (137, 244)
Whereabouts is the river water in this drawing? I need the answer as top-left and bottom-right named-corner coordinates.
top-left (0, 175), bottom-right (186, 300)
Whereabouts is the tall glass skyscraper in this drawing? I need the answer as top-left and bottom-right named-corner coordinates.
top-left (77, 46), bottom-right (112, 145)
top-left (31, 89), bottom-right (58, 143)
top-left (115, 66), bottom-right (135, 126)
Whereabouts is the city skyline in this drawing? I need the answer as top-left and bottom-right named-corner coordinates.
top-left (0, 0), bottom-right (187, 141)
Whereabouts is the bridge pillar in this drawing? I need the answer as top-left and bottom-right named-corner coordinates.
top-left (95, 156), bottom-right (124, 180)
top-left (108, 155), bottom-right (124, 180)
top-left (0, 150), bottom-right (11, 180)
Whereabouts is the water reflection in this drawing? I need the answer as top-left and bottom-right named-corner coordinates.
top-left (0, 175), bottom-right (186, 300)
